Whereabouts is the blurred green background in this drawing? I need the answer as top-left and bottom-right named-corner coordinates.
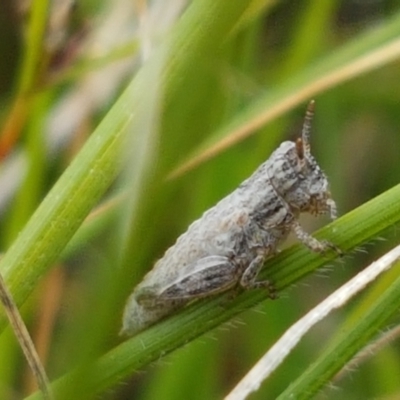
top-left (1, 0), bottom-right (400, 399)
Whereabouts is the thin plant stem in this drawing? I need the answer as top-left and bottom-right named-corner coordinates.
top-left (0, 273), bottom-right (53, 400)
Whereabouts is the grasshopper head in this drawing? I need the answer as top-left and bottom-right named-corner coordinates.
top-left (267, 101), bottom-right (337, 219)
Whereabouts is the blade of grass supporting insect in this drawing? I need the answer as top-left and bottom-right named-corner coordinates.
top-left (169, 10), bottom-right (400, 179)
top-left (24, 182), bottom-right (400, 399)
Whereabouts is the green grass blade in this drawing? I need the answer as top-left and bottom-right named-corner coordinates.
top-left (25, 182), bottom-right (400, 399)
top-left (18, 0), bottom-right (50, 94)
top-left (169, 10), bottom-right (400, 179)
top-left (277, 260), bottom-right (400, 400)
top-left (0, 0), bottom-right (254, 333)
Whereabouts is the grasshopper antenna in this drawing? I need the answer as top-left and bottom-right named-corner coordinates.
top-left (301, 100), bottom-right (315, 157)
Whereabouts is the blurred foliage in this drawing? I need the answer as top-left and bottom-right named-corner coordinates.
top-left (0, 0), bottom-right (400, 399)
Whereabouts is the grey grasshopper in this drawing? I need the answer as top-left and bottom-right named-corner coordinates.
top-left (121, 101), bottom-right (338, 336)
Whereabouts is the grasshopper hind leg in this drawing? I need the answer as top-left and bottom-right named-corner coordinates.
top-left (158, 255), bottom-right (241, 301)
top-left (120, 255), bottom-right (241, 335)
top-left (240, 255), bottom-right (277, 299)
